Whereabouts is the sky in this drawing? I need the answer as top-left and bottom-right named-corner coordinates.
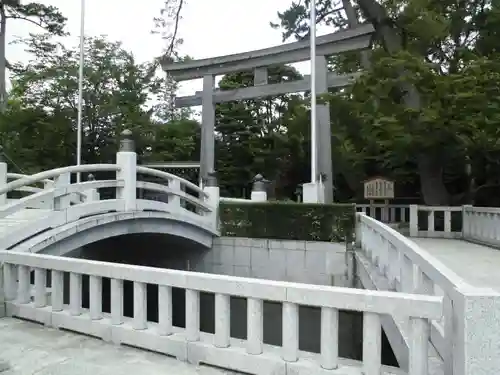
top-left (6, 0), bottom-right (313, 97)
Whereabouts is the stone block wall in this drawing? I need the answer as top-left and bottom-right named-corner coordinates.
top-left (191, 237), bottom-right (349, 286)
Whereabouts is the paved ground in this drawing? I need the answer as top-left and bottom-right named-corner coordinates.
top-left (0, 318), bottom-right (236, 375)
top-left (411, 238), bottom-right (500, 291)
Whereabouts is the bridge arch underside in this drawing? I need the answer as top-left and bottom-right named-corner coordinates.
top-left (10, 212), bottom-right (214, 256)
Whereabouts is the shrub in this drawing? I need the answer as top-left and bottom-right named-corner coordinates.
top-left (219, 201), bottom-right (355, 242)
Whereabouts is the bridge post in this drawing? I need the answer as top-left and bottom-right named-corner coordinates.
top-left (0, 150), bottom-right (6, 206)
top-left (462, 205), bottom-right (472, 239)
top-left (116, 130), bottom-right (137, 211)
top-left (251, 174), bottom-right (267, 202)
top-left (85, 174), bottom-right (100, 202)
top-left (409, 204), bottom-right (418, 237)
top-left (203, 171), bottom-right (219, 230)
top-left (452, 286), bottom-right (500, 375)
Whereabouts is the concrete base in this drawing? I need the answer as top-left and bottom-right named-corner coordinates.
top-left (302, 182), bottom-right (325, 203)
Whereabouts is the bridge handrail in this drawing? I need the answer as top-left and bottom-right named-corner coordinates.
top-left (136, 166), bottom-right (207, 198)
top-left (358, 213), bottom-right (470, 292)
top-left (463, 205), bottom-right (500, 214)
top-left (0, 180), bottom-right (122, 219)
top-left (0, 250), bottom-right (442, 375)
top-left (220, 197), bottom-right (252, 203)
top-left (0, 164), bottom-right (120, 196)
top-left (7, 172), bottom-right (54, 186)
top-left (136, 181), bottom-right (211, 212)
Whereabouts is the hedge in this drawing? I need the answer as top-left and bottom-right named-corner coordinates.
top-left (219, 201), bottom-right (355, 242)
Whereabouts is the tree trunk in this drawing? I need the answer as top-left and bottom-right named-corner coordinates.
top-left (355, 0), bottom-right (450, 204)
top-left (417, 153), bottom-right (450, 205)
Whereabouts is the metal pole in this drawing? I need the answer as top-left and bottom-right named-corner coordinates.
top-left (76, 0), bottom-right (86, 182)
top-left (310, 0), bottom-right (317, 183)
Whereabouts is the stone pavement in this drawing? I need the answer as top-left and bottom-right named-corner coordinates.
top-left (0, 317), bottom-right (237, 375)
top-left (412, 237), bottom-right (500, 291)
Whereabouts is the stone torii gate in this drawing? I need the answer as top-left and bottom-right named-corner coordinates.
top-left (161, 24), bottom-right (374, 203)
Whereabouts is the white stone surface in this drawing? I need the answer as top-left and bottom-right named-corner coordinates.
top-left (412, 238), bottom-right (500, 291)
top-left (302, 182), bottom-right (324, 203)
top-left (0, 317), bottom-right (237, 375)
top-left (198, 237), bottom-right (349, 286)
top-left (0, 209), bottom-right (51, 237)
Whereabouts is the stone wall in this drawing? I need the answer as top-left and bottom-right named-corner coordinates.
top-left (192, 237), bottom-right (349, 286)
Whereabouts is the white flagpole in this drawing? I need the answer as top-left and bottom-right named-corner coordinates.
top-left (310, 0), bottom-right (317, 183)
top-left (76, 0), bottom-right (86, 182)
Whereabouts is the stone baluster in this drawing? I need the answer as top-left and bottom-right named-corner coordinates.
top-left (51, 270), bottom-right (64, 312)
top-left (428, 210), bottom-right (435, 234)
top-left (70, 272), bottom-right (82, 316)
top-left (133, 281), bottom-right (147, 330)
top-left (89, 275), bottom-right (103, 320)
top-left (247, 298), bottom-right (263, 355)
top-left (444, 210), bottom-right (451, 235)
top-left (169, 178), bottom-right (181, 211)
top-left (390, 206), bottom-right (396, 222)
top-left (34, 268), bottom-right (47, 308)
top-left (462, 205), bottom-right (471, 238)
top-left (400, 254), bottom-right (414, 293)
top-left (214, 293), bottom-right (230, 348)
top-left (85, 173), bottom-right (100, 202)
top-left (416, 270), bottom-right (434, 295)
top-left (185, 289), bottom-right (200, 342)
top-left (0, 148), bottom-right (6, 206)
top-left (0, 263), bottom-right (4, 318)
top-left (54, 172), bottom-right (71, 210)
top-left (17, 265), bottom-right (30, 304)
top-left (204, 171), bottom-right (220, 231)
top-left (158, 285), bottom-right (173, 336)
top-left (401, 206), bottom-right (407, 223)
top-left (321, 306), bottom-right (339, 369)
top-left (3, 263), bottom-right (16, 301)
top-left (409, 317), bottom-right (430, 375)
top-left (0, 262), bottom-right (7, 372)
top-left (282, 302), bottom-right (299, 362)
top-left (116, 129), bottom-right (137, 211)
top-left (363, 312), bottom-right (381, 375)
top-left (111, 279), bottom-right (123, 325)
top-left (409, 205), bottom-right (418, 237)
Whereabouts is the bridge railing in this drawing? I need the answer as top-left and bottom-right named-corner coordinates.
top-left (0, 131), bottom-right (219, 248)
top-left (356, 204), bottom-right (409, 224)
top-left (5, 172), bottom-right (86, 208)
top-left (0, 250), bottom-right (442, 375)
top-left (408, 204), bottom-right (500, 247)
top-left (356, 212), bottom-right (471, 375)
top-left (462, 205), bottom-right (500, 248)
top-left (408, 205), bottom-right (463, 238)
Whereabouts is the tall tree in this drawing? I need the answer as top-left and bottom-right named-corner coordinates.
top-left (215, 65), bottom-right (307, 198)
top-left (273, 0), bottom-right (499, 204)
top-left (10, 34), bottom-right (165, 166)
top-left (0, 0), bottom-right (66, 111)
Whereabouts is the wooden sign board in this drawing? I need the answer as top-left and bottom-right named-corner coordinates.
top-left (364, 177), bottom-right (394, 200)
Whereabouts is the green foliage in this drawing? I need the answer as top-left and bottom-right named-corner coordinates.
top-left (271, 0), bottom-right (500, 205)
top-left (215, 65), bottom-right (310, 198)
top-left (219, 202), bottom-right (355, 242)
top-left (5, 2), bottom-right (67, 36)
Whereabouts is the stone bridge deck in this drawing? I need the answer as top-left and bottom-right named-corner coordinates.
top-left (411, 238), bottom-right (500, 291)
top-left (0, 317), bottom-right (236, 375)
